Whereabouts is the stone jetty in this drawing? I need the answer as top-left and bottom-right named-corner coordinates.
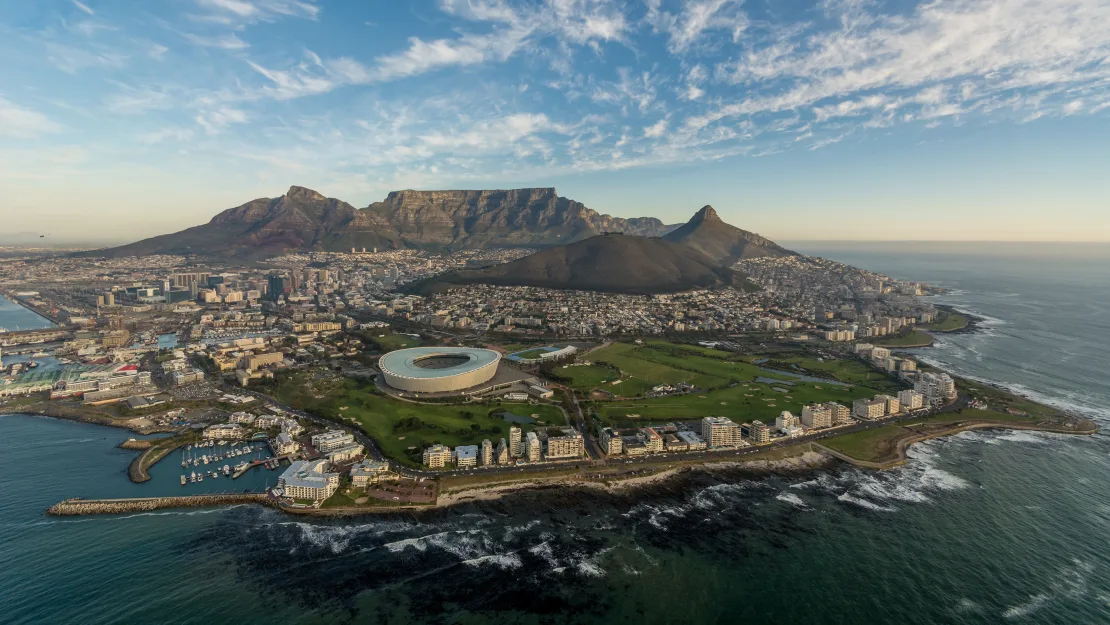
top-left (47, 494), bottom-right (273, 516)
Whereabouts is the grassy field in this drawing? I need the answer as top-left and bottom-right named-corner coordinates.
top-left (874, 329), bottom-right (934, 347)
top-left (586, 343), bottom-right (730, 393)
top-left (821, 425), bottom-right (909, 463)
top-left (925, 313), bottom-right (969, 332)
top-left (556, 363), bottom-right (621, 389)
top-left (758, 355), bottom-right (906, 393)
top-left (270, 375), bottom-right (557, 467)
top-left (369, 332), bottom-right (424, 351)
top-left (596, 377), bottom-right (878, 426)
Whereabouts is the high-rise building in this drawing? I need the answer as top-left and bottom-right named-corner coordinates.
top-left (599, 427), bottom-right (623, 455)
top-left (480, 439), bottom-right (493, 466)
top-left (546, 431), bottom-right (584, 459)
top-left (495, 438), bottom-right (509, 464)
top-left (801, 404), bottom-right (833, 429)
top-left (422, 444), bottom-right (452, 468)
top-left (701, 416), bottom-right (742, 448)
top-left (638, 427), bottom-right (664, 453)
top-left (878, 394), bottom-right (901, 415)
top-left (267, 274), bottom-right (290, 301)
top-left (748, 420), bottom-right (771, 444)
top-left (899, 389), bottom-right (925, 410)
top-left (509, 426), bottom-right (523, 457)
top-left (526, 431), bottom-right (542, 462)
top-left (825, 402), bottom-right (852, 424)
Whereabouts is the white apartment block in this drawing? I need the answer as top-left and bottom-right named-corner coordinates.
top-left (899, 389), bottom-right (925, 410)
top-left (825, 402), bottom-right (852, 424)
top-left (423, 444), bottom-right (452, 468)
top-left (801, 404), bottom-right (833, 429)
top-left (311, 430), bottom-right (355, 452)
top-left (853, 398), bottom-right (887, 420)
top-left (600, 428), bottom-right (624, 455)
top-left (701, 416), bottom-right (742, 448)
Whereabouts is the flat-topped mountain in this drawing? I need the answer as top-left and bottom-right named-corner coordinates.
top-left (411, 232), bottom-right (756, 295)
top-left (662, 205), bottom-right (795, 264)
top-left (86, 186), bottom-right (678, 259)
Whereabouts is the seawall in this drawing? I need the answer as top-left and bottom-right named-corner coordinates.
top-left (47, 494), bottom-right (274, 516)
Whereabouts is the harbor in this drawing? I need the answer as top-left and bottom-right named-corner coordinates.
top-left (172, 439), bottom-right (285, 493)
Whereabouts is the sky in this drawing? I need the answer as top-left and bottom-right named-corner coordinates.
top-left (1, 0), bottom-right (1109, 244)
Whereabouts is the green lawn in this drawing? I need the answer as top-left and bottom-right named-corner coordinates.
top-left (764, 355), bottom-right (906, 393)
top-left (270, 375), bottom-right (554, 467)
top-left (925, 313), bottom-right (969, 332)
top-left (822, 425), bottom-right (909, 463)
top-left (556, 364), bottom-right (620, 390)
top-left (874, 329), bottom-right (934, 347)
top-left (370, 333), bottom-right (423, 351)
top-left (587, 342), bottom-right (729, 392)
top-left (598, 378), bottom-right (878, 426)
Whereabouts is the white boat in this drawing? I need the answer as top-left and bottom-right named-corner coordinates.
top-left (198, 474), bottom-right (204, 482)
top-left (180, 475), bottom-right (187, 486)
top-left (189, 472), bottom-right (196, 483)
top-left (202, 455), bottom-right (209, 465)
top-left (222, 465), bottom-right (230, 476)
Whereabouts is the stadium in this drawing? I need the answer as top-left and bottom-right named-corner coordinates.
top-left (378, 347), bottom-right (502, 394)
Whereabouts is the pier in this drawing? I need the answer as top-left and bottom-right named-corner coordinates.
top-left (47, 494), bottom-right (274, 516)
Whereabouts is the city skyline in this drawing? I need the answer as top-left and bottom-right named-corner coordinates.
top-left (2, 0), bottom-right (1110, 243)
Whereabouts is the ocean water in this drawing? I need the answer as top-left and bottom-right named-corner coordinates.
top-left (3, 246), bottom-right (1110, 625)
top-left (0, 294), bottom-right (55, 333)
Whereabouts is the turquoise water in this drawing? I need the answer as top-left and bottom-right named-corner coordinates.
top-left (3, 245), bottom-right (1110, 624)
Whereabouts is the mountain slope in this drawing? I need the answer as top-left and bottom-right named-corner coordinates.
top-left (411, 233), bottom-right (755, 295)
top-left (662, 205), bottom-right (795, 265)
top-left (86, 186), bottom-right (678, 258)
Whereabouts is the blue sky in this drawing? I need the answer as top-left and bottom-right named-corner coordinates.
top-left (1, 0), bottom-right (1109, 244)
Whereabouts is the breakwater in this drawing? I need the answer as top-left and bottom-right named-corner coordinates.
top-left (47, 494), bottom-right (274, 516)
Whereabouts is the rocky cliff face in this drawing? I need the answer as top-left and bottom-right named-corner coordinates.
top-left (89, 186), bottom-right (677, 258)
top-left (364, 188), bottom-right (674, 249)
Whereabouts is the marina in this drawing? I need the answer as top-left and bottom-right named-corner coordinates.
top-left (176, 440), bottom-right (281, 491)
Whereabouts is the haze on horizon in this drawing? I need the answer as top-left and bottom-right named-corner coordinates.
top-left (1, 0), bottom-right (1109, 245)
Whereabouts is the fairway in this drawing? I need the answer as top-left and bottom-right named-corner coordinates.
top-left (597, 378), bottom-right (879, 426)
top-left (586, 342), bottom-right (729, 393)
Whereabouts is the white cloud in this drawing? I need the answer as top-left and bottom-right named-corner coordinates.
top-left (700, 0), bottom-right (1110, 131)
top-left (72, 0), bottom-right (95, 15)
top-left (184, 32), bottom-right (250, 50)
top-left (193, 0), bottom-right (319, 24)
top-left (196, 106), bottom-right (248, 134)
top-left (0, 98), bottom-right (63, 139)
top-left (646, 0), bottom-right (746, 53)
top-left (643, 118), bottom-right (668, 137)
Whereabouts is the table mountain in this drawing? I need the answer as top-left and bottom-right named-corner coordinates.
top-left (410, 232), bottom-right (757, 295)
top-left (662, 205), bottom-right (795, 264)
top-left (85, 186), bottom-right (678, 259)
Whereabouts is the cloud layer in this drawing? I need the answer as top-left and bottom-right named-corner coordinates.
top-left (1, 0), bottom-right (1109, 229)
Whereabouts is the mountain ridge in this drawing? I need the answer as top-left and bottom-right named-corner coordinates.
top-left (84, 186), bottom-right (681, 259)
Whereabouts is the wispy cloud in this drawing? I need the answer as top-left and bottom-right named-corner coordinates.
top-left (0, 97), bottom-right (63, 139)
top-left (72, 0), bottom-right (95, 16)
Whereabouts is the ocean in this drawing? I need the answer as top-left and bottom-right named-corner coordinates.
top-left (2, 245), bottom-right (1109, 625)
